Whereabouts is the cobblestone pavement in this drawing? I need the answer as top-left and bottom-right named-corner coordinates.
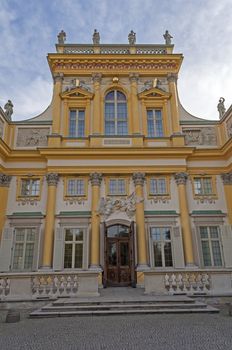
top-left (0, 310), bottom-right (232, 350)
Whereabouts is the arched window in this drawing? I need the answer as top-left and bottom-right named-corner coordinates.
top-left (105, 90), bottom-right (128, 135)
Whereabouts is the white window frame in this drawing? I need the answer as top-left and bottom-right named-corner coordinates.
top-left (69, 109), bottom-right (85, 137)
top-left (199, 225), bottom-right (224, 267)
top-left (108, 178), bottom-right (126, 196)
top-left (193, 177), bottom-right (213, 196)
top-left (147, 109), bottom-right (164, 137)
top-left (20, 178), bottom-right (40, 197)
top-left (105, 90), bottom-right (128, 136)
top-left (63, 227), bottom-right (87, 269)
top-left (149, 177), bottom-right (167, 195)
top-left (150, 226), bottom-right (173, 268)
top-left (66, 178), bottom-right (85, 197)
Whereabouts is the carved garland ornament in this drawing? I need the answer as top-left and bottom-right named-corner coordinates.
top-left (46, 173), bottom-right (59, 186)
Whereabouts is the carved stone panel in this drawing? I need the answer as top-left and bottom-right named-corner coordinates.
top-left (182, 127), bottom-right (217, 146)
top-left (0, 119), bottom-right (4, 138)
top-left (16, 128), bottom-right (50, 147)
top-left (226, 117), bottom-right (232, 139)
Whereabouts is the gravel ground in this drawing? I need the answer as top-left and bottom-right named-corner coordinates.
top-left (0, 309), bottom-right (232, 350)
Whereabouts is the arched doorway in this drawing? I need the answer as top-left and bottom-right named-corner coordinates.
top-left (103, 223), bottom-right (136, 287)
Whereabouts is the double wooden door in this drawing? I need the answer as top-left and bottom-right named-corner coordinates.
top-left (103, 223), bottom-right (136, 287)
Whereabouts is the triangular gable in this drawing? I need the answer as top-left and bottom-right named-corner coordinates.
top-left (60, 87), bottom-right (94, 100)
top-left (138, 87), bottom-right (171, 100)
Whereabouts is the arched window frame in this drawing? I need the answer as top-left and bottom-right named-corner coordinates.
top-left (104, 90), bottom-right (128, 136)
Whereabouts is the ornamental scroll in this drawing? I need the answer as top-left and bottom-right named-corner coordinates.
top-left (16, 128), bottom-right (50, 147)
top-left (182, 127), bottom-right (217, 146)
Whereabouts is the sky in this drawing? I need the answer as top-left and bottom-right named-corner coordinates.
top-left (0, 0), bottom-right (231, 121)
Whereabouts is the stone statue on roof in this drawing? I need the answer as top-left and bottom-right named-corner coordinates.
top-left (57, 30), bottom-right (66, 44)
top-left (92, 29), bottom-right (100, 45)
top-left (217, 97), bottom-right (226, 119)
top-left (4, 100), bottom-right (13, 120)
top-left (163, 30), bottom-right (173, 45)
top-left (128, 30), bottom-right (136, 45)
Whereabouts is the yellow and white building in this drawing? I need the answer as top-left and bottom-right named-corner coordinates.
top-left (1, 32), bottom-right (232, 299)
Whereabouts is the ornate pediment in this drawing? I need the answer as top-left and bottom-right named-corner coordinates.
top-left (60, 87), bottom-right (94, 100)
top-left (138, 87), bottom-right (170, 100)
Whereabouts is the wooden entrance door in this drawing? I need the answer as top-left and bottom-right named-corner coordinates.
top-left (104, 223), bottom-right (136, 287)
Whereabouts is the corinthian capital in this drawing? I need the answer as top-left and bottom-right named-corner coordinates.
top-left (129, 73), bottom-right (139, 83)
top-left (167, 73), bottom-right (178, 83)
top-left (133, 173), bottom-right (145, 186)
top-left (92, 73), bottom-right (102, 84)
top-left (53, 73), bottom-right (64, 84)
top-left (90, 173), bottom-right (102, 186)
top-left (46, 173), bottom-right (59, 186)
top-left (0, 174), bottom-right (12, 187)
top-left (221, 172), bottom-right (232, 185)
top-left (175, 172), bottom-right (188, 185)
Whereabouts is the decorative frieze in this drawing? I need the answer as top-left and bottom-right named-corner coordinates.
top-left (132, 173), bottom-right (145, 186)
top-left (16, 128), bottom-right (50, 147)
top-left (46, 173), bottom-right (59, 186)
top-left (221, 173), bottom-right (232, 185)
top-left (90, 173), bottom-right (102, 186)
top-left (183, 127), bottom-right (217, 146)
top-left (175, 172), bottom-right (188, 185)
top-left (0, 174), bottom-right (12, 187)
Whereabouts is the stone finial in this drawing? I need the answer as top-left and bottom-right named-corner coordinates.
top-left (4, 100), bottom-right (13, 120)
top-left (57, 30), bottom-right (66, 44)
top-left (129, 73), bottom-right (139, 83)
top-left (167, 73), bottom-right (178, 83)
top-left (163, 30), bottom-right (173, 45)
top-left (221, 173), bottom-right (232, 185)
top-left (90, 173), bottom-right (102, 186)
top-left (46, 173), bottom-right (59, 186)
top-left (175, 172), bottom-right (188, 185)
top-left (92, 73), bottom-right (102, 84)
top-left (128, 30), bottom-right (136, 45)
top-left (0, 174), bottom-right (12, 187)
top-left (217, 97), bottom-right (226, 119)
top-left (132, 173), bottom-right (145, 186)
top-left (92, 29), bottom-right (100, 45)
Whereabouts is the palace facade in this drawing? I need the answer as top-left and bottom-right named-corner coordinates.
top-left (0, 31), bottom-right (232, 299)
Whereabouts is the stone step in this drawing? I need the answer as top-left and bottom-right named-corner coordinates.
top-left (41, 301), bottom-right (208, 312)
top-left (30, 305), bottom-right (219, 318)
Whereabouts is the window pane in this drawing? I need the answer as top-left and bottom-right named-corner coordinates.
top-left (105, 103), bottom-right (115, 119)
top-left (164, 242), bottom-right (173, 267)
top-left (26, 229), bottom-right (35, 241)
top-left (77, 120), bottom-right (85, 137)
top-left (203, 178), bottom-right (213, 195)
top-left (15, 229), bottom-right (25, 242)
top-left (31, 180), bottom-right (40, 196)
top-left (194, 178), bottom-right (202, 195)
top-left (211, 241), bottom-right (222, 266)
top-left (69, 110), bottom-right (77, 137)
top-left (117, 103), bottom-right (127, 119)
top-left (74, 229), bottom-right (83, 241)
top-left (105, 121), bottom-right (115, 135)
top-left (155, 110), bottom-right (163, 137)
top-left (201, 241), bottom-right (212, 266)
top-left (117, 121), bottom-right (128, 135)
top-left (105, 91), bottom-right (115, 101)
top-left (109, 179), bottom-right (117, 194)
top-left (21, 180), bottom-right (30, 196)
top-left (157, 179), bottom-right (166, 194)
top-left (209, 226), bottom-right (219, 239)
top-left (78, 110), bottom-right (85, 120)
top-left (120, 242), bottom-right (129, 266)
top-left (200, 226), bottom-right (208, 239)
top-left (74, 244), bottom-right (83, 268)
top-left (12, 243), bottom-right (24, 269)
top-left (64, 244), bottom-right (72, 268)
top-left (67, 179), bottom-right (76, 196)
top-left (24, 243), bottom-right (34, 269)
top-left (151, 227), bottom-right (161, 241)
top-left (117, 179), bottom-right (126, 194)
top-left (76, 180), bottom-right (85, 195)
top-left (154, 243), bottom-right (162, 267)
top-left (147, 119), bottom-right (155, 137)
top-left (117, 91), bottom-right (126, 101)
top-left (65, 229), bottom-right (73, 241)
top-left (163, 228), bottom-right (171, 240)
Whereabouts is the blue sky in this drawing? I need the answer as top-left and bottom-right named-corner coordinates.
top-left (0, 0), bottom-right (231, 121)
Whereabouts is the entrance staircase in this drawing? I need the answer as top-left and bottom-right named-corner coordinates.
top-left (30, 287), bottom-right (218, 318)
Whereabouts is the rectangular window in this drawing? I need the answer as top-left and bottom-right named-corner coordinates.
top-left (69, 109), bottom-right (85, 137)
top-left (67, 179), bottom-right (85, 196)
top-left (150, 178), bottom-right (167, 195)
top-left (194, 177), bottom-right (213, 196)
top-left (147, 109), bottom-right (163, 137)
top-left (109, 179), bottom-right (126, 195)
top-left (21, 179), bottom-right (40, 197)
top-left (12, 228), bottom-right (36, 270)
top-left (151, 227), bottom-right (173, 267)
top-left (64, 228), bottom-right (84, 269)
top-left (199, 226), bottom-right (223, 267)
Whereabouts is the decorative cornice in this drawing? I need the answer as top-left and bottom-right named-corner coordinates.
top-left (92, 73), bottom-right (102, 84)
top-left (46, 173), bottom-right (59, 186)
top-left (221, 173), bottom-right (232, 185)
top-left (129, 73), bottom-right (139, 83)
top-left (53, 73), bottom-right (64, 83)
top-left (175, 172), bottom-right (188, 185)
top-left (167, 73), bottom-right (178, 83)
top-left (132, 173), bottom-right (145, 186)
top-left (0, 174), bottom-right (12, 187)
top-left (90, 173), bottom-right (102, 186)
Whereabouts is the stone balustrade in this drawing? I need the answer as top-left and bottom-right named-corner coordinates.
top-left (32, 274), bottom-right (79, 298)
top-left (164, 272), bottom-right (210, 294)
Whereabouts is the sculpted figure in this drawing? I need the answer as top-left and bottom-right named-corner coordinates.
top-left (92, 29), bottom-right (100, 45)
top-left (128, 30), bottom-right (136, 45)
top-left (57, 30), bottom-right (66, 44)
top-left (163, 30), bottom-right (173, 45)
top-left (4, 100), bottom-right (13, 120)
top-left (217, 97), bottom-right (226, 119)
